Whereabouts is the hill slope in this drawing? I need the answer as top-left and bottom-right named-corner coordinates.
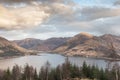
top-left (0, 36), bottom-right (30, 57)
top-left (13, 38), bottom-right (43, 50)
top-left (54, 33), bottom-right (120, 58)
top-left (13, 37), bottom-right (69, 51)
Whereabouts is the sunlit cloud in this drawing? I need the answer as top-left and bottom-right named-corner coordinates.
top-left (0, 4), bottom-right (51, 30)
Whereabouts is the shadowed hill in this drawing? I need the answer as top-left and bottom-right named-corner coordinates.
top-left (13, 37), bottom-right (69, 51)
top-left (0, 36), bottom-right (32, 57)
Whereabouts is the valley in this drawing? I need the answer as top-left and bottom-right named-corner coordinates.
top-left (12, 32), bottom-right (120, 60)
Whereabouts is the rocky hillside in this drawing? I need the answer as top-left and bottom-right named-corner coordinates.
top-left (13, 38), bottom-right (43, 50)
top-left (54, 32), bottom-right (120, 58)
top-left (0, 36), bottom-right (31, 57)
top-left (13, 37), bottom-right (69, 51)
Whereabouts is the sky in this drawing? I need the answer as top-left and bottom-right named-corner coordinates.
top-left (0, 0), bottom-right (120, 40)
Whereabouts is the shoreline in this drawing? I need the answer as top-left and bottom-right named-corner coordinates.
top-left (51, 52), bottom-right (120, 61)
top-left (0, 56), bottom-right (23, 60)
top-left (67, 55), bottom-right (120, 61)
top-left (0, 52), bottom-right (120, 61)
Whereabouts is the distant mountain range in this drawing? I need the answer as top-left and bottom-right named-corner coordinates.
top-left (0, 36), bottom-right (32, 57)
top-left (2, 32), bottom-right (119, 59)
top-left (54, 32), bottom-right (120, 58)
top-left (13, 37), bottom-right (69, 51)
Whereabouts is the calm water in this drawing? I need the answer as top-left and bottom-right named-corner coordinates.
top-left (0, 53), bottom-right (119, 70)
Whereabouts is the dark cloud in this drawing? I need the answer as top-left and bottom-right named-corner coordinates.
top-left (114, 0), bottom-right (120, 5)
top-left (81, 7), bottom-right (120, 21)
top-left (0, 0), bottom-right (67, 4)
top-left (0, 0), bottom-right (57, 3)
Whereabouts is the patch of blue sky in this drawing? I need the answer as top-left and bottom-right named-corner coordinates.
top-left (73, 0), bottom-right (117, 7)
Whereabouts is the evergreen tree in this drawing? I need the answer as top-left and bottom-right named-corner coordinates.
top-left (82, 61), bottom-right (88, 78)
top-left (33, 69), bottom-right (38, 80)
top-left (0, 60), bottom-right (119, 80)
top-left (12, 65), bottom-right (21, 80)
top-left (4, 68), bottom-right (12, 80)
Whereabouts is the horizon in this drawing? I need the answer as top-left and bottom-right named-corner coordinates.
top-left (0, 0), bottom-right (120, 40)
top-left (1, 32), bottom-right (119, 41)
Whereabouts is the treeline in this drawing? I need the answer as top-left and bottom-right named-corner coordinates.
top-left (0, 58), bottom-right (120, 80)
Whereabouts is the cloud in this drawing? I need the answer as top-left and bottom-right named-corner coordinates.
top-left (50, 3), bottom-right (74, 15)
top-left (55, 16), bottom-right (120, 35)
top-left (0, 0), bottom-right (63, 3)
top-left (43, 5), bottom-right (120, 35)
top-left (91, 16), bottom-right (120, 34)
top-left (46, 6), bottom-right (120, 26)
top-left (0, 4), bottom-right (51, 30)
top-left (0, 0), bottom-right (76, 30)
top-left (80, 7), bottom-right (120, 21)
top-left (114, 0), bottom-right (120, 5)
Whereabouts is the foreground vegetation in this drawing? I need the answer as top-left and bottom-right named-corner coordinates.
top-left (0, 58), bottom-right (120, 80)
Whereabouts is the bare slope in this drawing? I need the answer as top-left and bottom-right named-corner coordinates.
top-left (14, 37), bottom-right (69, 51)
top-left (0, 36), bottom-right (30, 57)
top-left (54, 33), bottom-right (120, 58)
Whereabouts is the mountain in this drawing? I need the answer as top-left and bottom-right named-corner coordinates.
top-left (54, 32), bottom-right (120, 59)
top-left (13, 37), bottom-right (69, 51)
top-left (0, 36), bottom-right (31, 57)
top-left (13, 38), bottom-right (43, 50)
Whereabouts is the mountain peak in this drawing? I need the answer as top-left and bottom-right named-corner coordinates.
top-left (76, 32), bottom-right (93, 38)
